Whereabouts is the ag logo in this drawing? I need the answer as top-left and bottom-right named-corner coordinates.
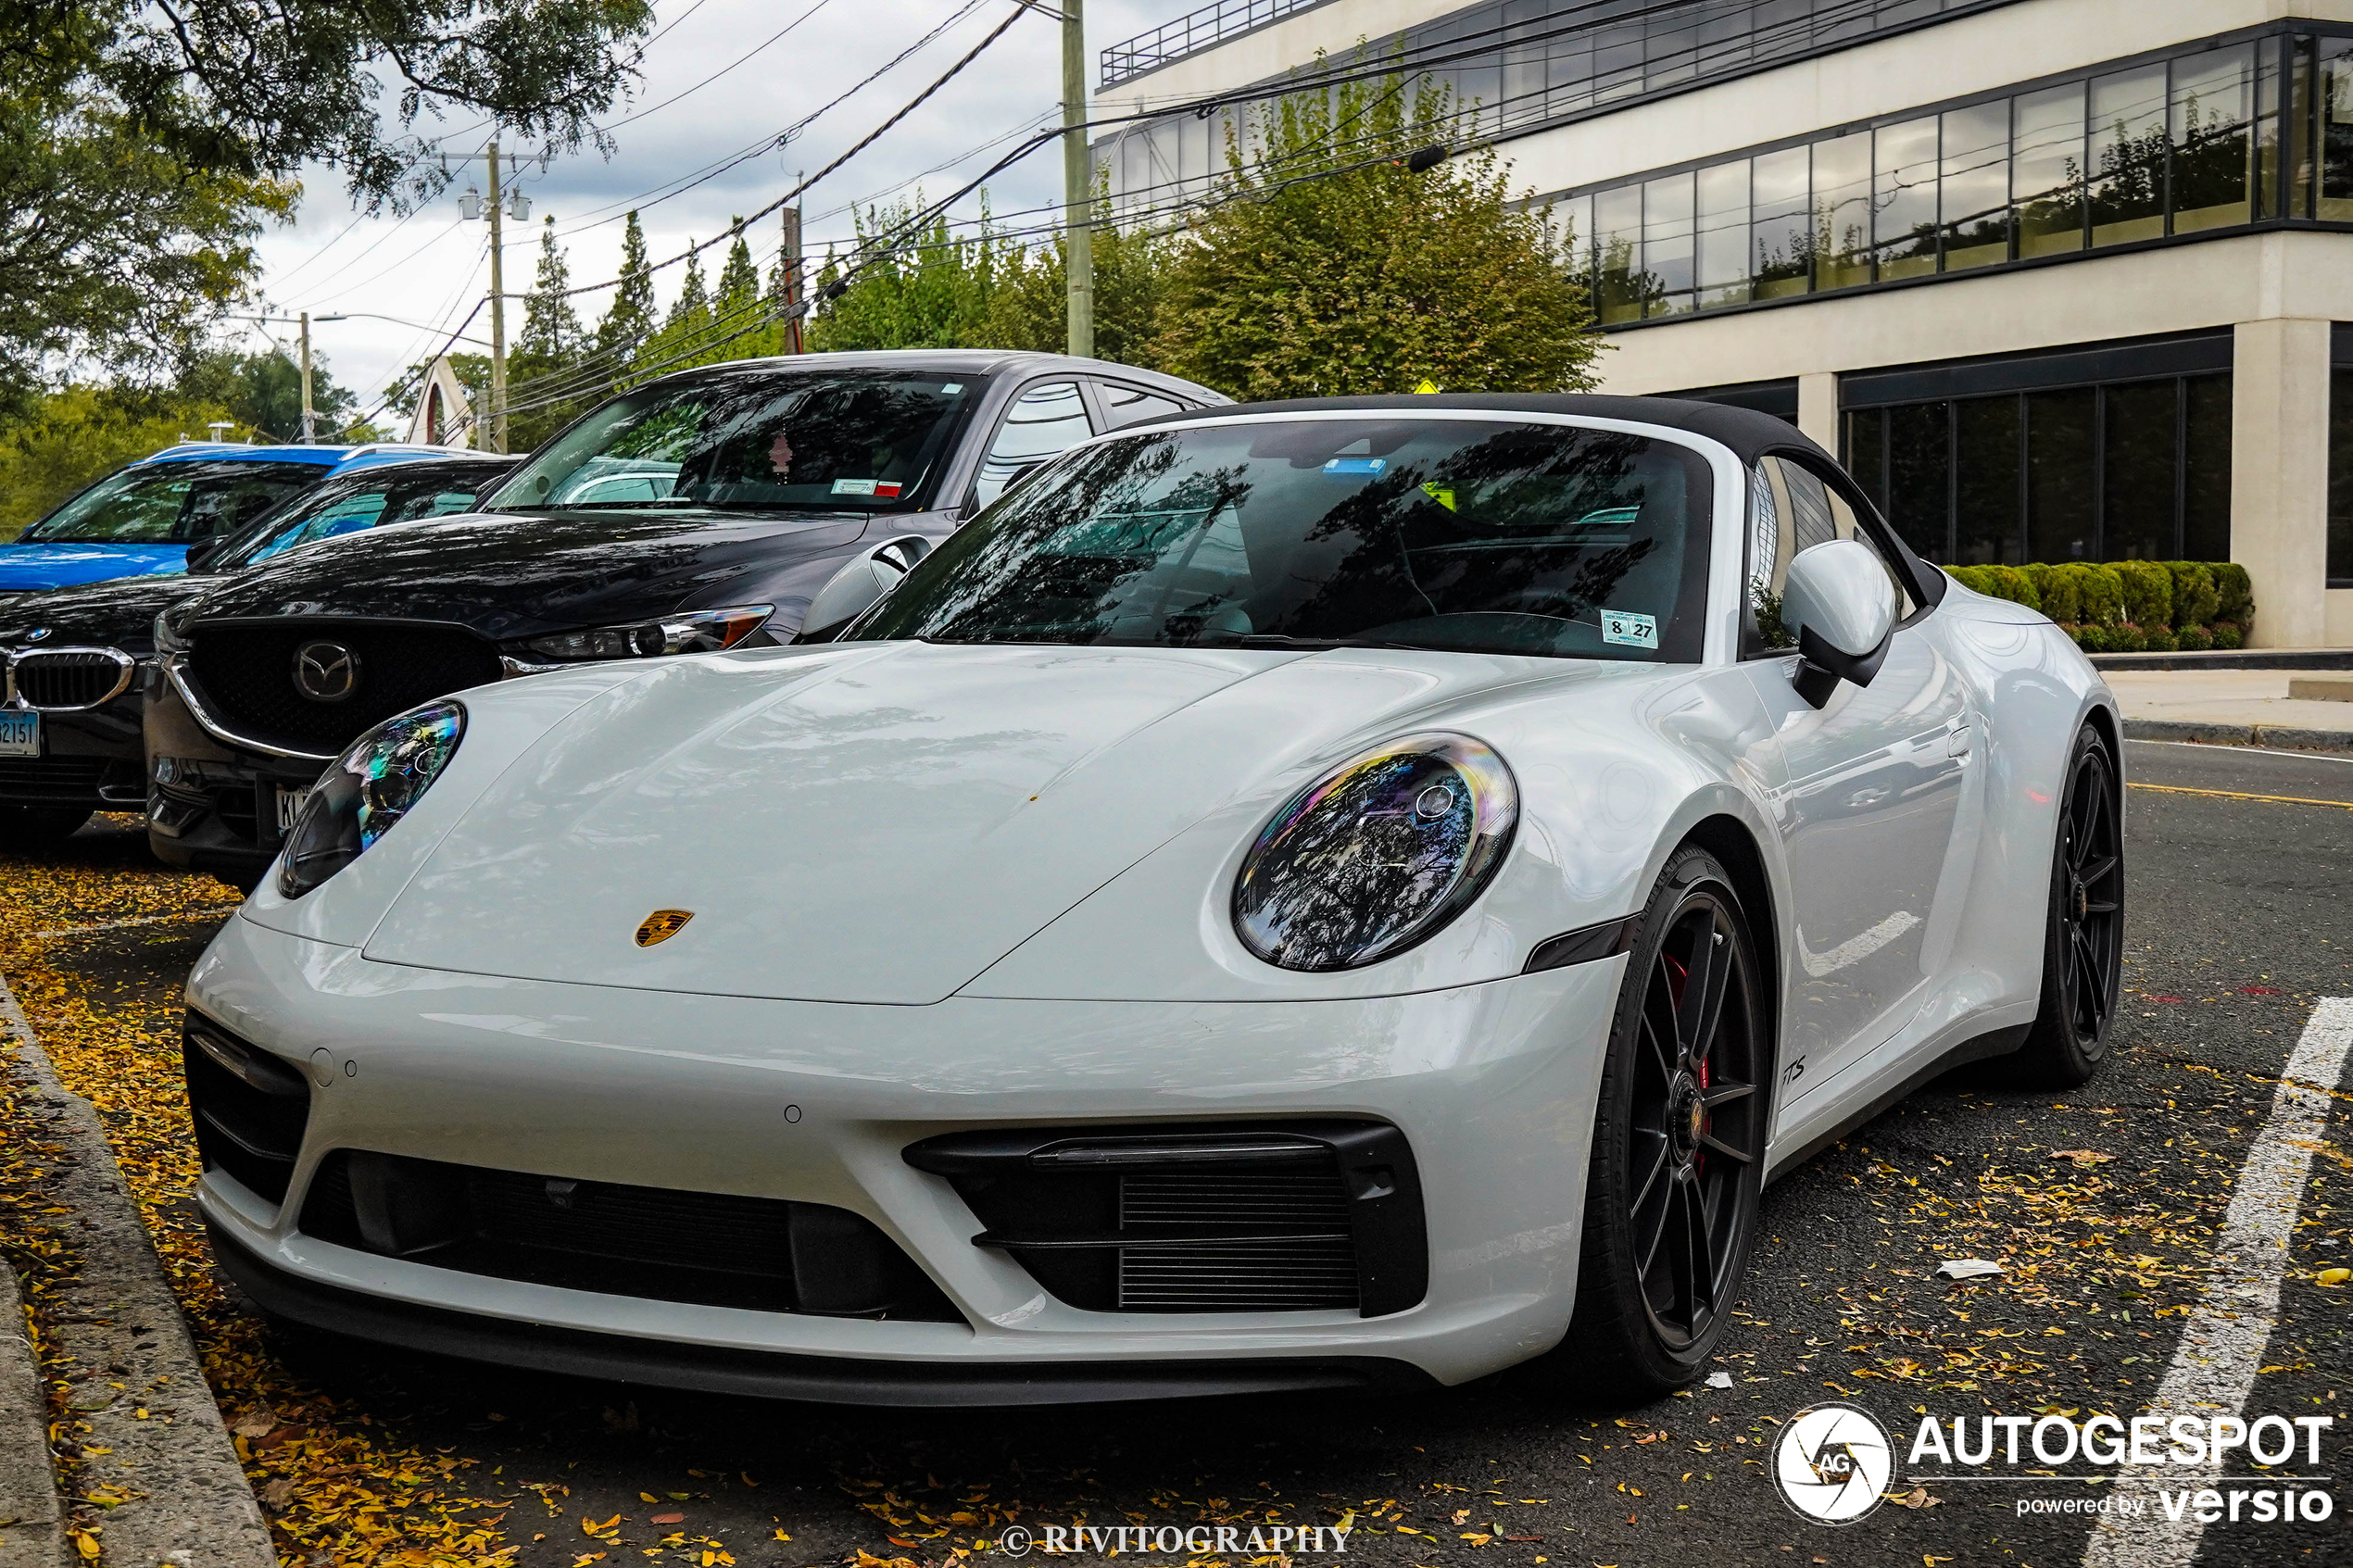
top-left (1771, 1402), bottom-right (1894, 1524)
top-left (635, 909), bottom-right (694, 947)
top-left (291, 639), bottom-right (360, 703)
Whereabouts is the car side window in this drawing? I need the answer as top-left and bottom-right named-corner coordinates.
top-left (1745, 456), bottom-right (1917, 656)
top-left (1095, 382), bottom-right (1189, 429)
top-left (971, 381), bottom-right (1096, 508)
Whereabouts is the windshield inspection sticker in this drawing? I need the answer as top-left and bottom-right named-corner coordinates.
top-left (1603, 608), bottom-right (1659, 648)
top-left (831, 478), bottom-right (879, 495)
top-left (1323, 457), bottom-right (1387, 476)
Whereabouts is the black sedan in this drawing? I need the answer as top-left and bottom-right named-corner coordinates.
top-left (145, 350), bottom-right (1224, 885)
top-left (0, 453), bottom-right (515, 848)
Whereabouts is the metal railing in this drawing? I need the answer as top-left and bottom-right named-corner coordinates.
top-left (1101, 0), bottom-right (1340, 87)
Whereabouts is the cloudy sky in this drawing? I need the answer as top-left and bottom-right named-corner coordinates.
top-left (249, 0), bottom-right (1176, 428)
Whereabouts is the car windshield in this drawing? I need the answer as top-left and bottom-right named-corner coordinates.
top-left (484, 369), bottom-right (976, 513)
top-left (849, 417), bottom-right (1714, 662)
top-left (208, 464), bottom-right (506, 569)
top-left (19, 459), bottom-right (322, 545)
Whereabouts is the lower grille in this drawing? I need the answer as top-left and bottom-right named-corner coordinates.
top-left (298, 1151), bottom-right (963, 1322)
top-left (184, 621), bottom-right (500, 756)
top-left (0, 757), bottom-right (111, 806)
top-left (10, 650), bottom-right (132, 709)
top-left (182, 1016), bottom-right (311, 1205)
top-left (906, 1123), bottom-right (1427, 1317)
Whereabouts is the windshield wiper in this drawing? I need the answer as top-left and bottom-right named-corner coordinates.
top-left (1190, 632), bottom-right (1441, 652)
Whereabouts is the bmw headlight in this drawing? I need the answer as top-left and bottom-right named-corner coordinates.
top-left (517, 603), bottom-right (774, 662)
top-left (276, 700), bottom-right (465, 898)
top-left (1233, 733), bottom-right (1518, 972)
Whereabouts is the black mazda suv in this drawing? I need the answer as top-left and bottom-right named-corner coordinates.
top-left (145, 350), bottom-right (1222, 885)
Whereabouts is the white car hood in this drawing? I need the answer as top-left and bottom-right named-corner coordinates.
top-left (364, 641), bottom-right (1619, 1004)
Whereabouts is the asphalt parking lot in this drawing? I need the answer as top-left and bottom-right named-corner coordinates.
top-left (1, 735), bottom-right (2347, 1568)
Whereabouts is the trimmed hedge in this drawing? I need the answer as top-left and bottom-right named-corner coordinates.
top-left (1941, 558), bottom-right (2252, 646)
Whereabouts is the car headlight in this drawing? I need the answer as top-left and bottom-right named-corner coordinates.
top-left (1233, 733), bottom-right (1518, 972)
top-left (517, 603), bottom-right (774, 662)
top-left (276, 700), bottom-right (465, 898)
top-left (154, 600), bottom-right (198, 655)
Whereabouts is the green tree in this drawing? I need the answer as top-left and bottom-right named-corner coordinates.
top-left (982, 216), bottom-right (1170, 368)
top-left (636, 245), bottom-right (711, 379)
top-left (0, 0), bottom-right (651, 415)
top-left (178, 347), bottom-right (359, 442)
top-left (712, 230), bottom-right (763, 345)
top-left (1149, 72), bottom-right (1600, 399)
top-left (589, 210), bottom-right (657, 387)
top-left (805, 199), bottom-right (1013, 353)
top-left (1, 0), bottom-right (654, 208)
top-left (510, 215), bottom-right (592, 449)
top-left (0, 76), bottom-right (288, 417)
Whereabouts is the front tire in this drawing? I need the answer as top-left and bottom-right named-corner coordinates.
top-left (1550, 846), bottom-right (1768, 1402)
top-left (2006, 725), bottom-right (2123, 1086)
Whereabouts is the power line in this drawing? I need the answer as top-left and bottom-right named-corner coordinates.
top-left (545, 0), bottom-right (997, 242)
top-left (599, 0), bottom-right (842, 132)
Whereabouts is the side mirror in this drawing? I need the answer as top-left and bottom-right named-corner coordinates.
top-left (182, 538), bottom-right (223, 571)
top-left (798, 534), bottom-right (934, 642)
top-left (1780, 539), bottom-right (1897, 709)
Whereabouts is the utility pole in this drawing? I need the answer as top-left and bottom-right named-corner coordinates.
top-left (780, 203), bottom-right (804, 354)
top-left (1061, 0), bottom-right (1092, 358)
top-left (297, 311), bottom-right (315, 444)
top-left (485, 135), bottom-right (509, 453)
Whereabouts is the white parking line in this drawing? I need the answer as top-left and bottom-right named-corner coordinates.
top-left (2081, 997), bottom-right (2353, 1568)
top-left (2124, 739), bottom-right (2353, 766)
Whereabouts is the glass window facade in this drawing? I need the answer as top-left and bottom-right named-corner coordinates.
top-left (1559, 36), bottom-right (2303, 322)
top-left (1100, 0), bottom-right (2018, 215)
top-left (1845, 369), bottom-right (2232, 565)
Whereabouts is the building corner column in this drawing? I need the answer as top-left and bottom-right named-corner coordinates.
top-left (2231, 318), bottom-right (2331, 648)
top-left (1797, 371), bottom-right (1840, 454)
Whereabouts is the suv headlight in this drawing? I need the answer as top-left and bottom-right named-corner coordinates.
top-left (517, 603), bottom-right (773, 662)
top-left (276, 700), bottom-right (465, 898)
top-left (1233, 733), bottom-right (1517, 972)
top-left (154, 600), bottom-right (199, 655)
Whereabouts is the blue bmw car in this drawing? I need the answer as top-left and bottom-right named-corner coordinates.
top-left (0, 443), bottom-right (460, 591)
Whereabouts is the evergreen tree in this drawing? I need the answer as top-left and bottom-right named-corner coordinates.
top-left (591, 209), bottom-right (657, 388)
top-left (510, 216), bottom-right (591, 449)
top-left (518, 216), bottom-right (585, 362)
top-left (639, 244), bottom-right (712, 375)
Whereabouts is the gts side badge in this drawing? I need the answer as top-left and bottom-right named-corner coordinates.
top-left (635, 909), bottom-right (694, 947)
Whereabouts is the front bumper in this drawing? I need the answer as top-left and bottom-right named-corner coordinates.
top-left (0, 686), bottom-right (147, 810)
top-left (188, 913), bottom-right (1623, 1399)
top-left (143, 666), bottom-right (319, 882)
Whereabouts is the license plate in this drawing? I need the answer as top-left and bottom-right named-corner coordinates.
top-left (0, 710), bottom-right (36, 759)
top-left (275, 786), bottom-right (311, 832)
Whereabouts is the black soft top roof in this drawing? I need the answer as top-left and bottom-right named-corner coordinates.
top-left (1141, 393), bottom-right (1826, 468)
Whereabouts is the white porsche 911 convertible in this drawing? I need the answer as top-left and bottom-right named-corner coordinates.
top-left (183, 395), bottom-right (2123, 1406)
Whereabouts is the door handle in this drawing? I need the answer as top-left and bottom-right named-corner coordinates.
top-left (1947, 725), bottom-right (1973, 759)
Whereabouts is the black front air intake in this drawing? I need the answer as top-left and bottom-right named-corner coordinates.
top-left (185, 620), bottom-right (501, 755)
top-left (904, 1122), bottom-right (1427, 1317)
top-left (182, 1015), bottom-right (312, 1205)
top-left (297, 1151), bottom-right (963, 1322)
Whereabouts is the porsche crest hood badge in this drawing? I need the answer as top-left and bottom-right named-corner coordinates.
top-left (634, 909), bottom-right (694, 947)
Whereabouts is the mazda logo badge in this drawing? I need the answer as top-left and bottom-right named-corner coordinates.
top-left (291, 639), bottom-right (360, 703)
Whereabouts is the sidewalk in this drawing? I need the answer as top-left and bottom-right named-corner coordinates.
top-left (2106, 667), bottom-right (2353, 750)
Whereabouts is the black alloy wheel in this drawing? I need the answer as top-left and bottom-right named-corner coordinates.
top-left (1552, 845), bottom-right (1768, 1400)
top-left (2009, 726), bottom-right (2124, 1085)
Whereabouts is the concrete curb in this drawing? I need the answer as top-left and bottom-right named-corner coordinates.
top-left (2121, 718), bottom-right (2353, 752)
top-left (0, 975), bottom-right (273, 1568)
top-left (2092, 649), bottom-right (2353, 671)
top-left (0, 1262), bottom-right (64, 1568)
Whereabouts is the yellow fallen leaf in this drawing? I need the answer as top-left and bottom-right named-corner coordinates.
top-left (2318, 1268), bottom-right (2350, 1286)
